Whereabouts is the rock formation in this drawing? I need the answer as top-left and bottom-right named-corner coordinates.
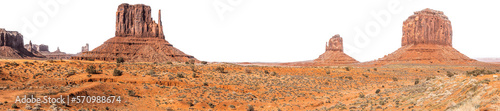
top-left (401, 8), bottom-right (452, 46)
top-left (375, 8), bottom-right (475, 65)
top-left (115, 4), bottom-right (164, 39)
top-left (71, 3), bottom-right (196, 62)
top-left (81, 43), bottom-right (89, 52)
top-left (314, 34), bottom-right (359, 65)
top-left (0, 28), bottom-right (43, 59)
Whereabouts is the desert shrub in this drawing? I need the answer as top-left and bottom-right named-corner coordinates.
top-left (466, 69), bottom-right (495, 77)
top-left (12, 103), bottom-right (17, 108)
top-left (208, 103), bottom-right (215, 108)
top-left (177, 72), bottom-right (185, 78)
top-left (190, 65), bottom-right (197, 72)
top-left (264, 70), bottom-right (269, 74)
top-left (326, 70), bottom-right (331, 74)
top-left (128, 90), bottom-right (135, 96)
top-left (497, 69), bottom-right (499, 72)
top-left (67, 70), bottom-right (76, 77)
top-left (185, 62), bottom-right (190, 64)
top-left (375, 89), bottom-right (381, 94)
top-left (359, 93), bottom-right (365, 98)
top-left (87, 74), bottom-right (92, 77)
top-left (345, 67), bottom-right (351, 71)
top-left (147, 70), bottom-right (156, 76)
top-left (392, 77), bottom-right (398, 81)
top-left (86, 65), bottom-right (98, 74)
top-left (188, 59), bottom-right (195, 64)
top-left (166, 62), bottom-right (173, 64)
top-left (270, 71), bottom-right (277, 76)
top-left (47, 60), bottom-right (56, 63)
top-left (414, 79), bottom-right (420, 85)
top-left (86, 58), bottom-right (94, 61)
top-left (9, 62), bottom-right (19, 67)
top-left (113, 69), bottom-right (123, 76)
top-left (201, 61), bottom-right (208, 65)
top-left (479, 79), bottom-right (491, 84)
top-left (45, 67), bottom-right (54, 71)
top-left (229, 105), bottom-right (236, 109)
top-left (373, 68), bottom-right (377, 71)
top-left (203, 82), bottom-right (209, 86)
top-left (245, 68), bottom-right (252, 74)
top-left (426, 76), bottom-right (436, 81)
top-left (191, 72), bottom-right (197, 78)
top-left (33, 73), bottom-right (43, 79)
top-left (446, 71), bottom-right (455, 77)
top-left (362, 74), bottom-right (369, 78)
top-left (247, 105), bottom-right (255, 111)
top-left (215, 66), bottom-right (225, 73)
top-left (116, 57), bottom-right (125, 63)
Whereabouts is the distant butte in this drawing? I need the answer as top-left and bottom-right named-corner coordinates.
top-left (373, 8), bottom-right (475, 65)
top-left (0, 28), bottom-right (43, 59)
top-left (71, 3), bottom-right (196, 62)
top-left (314, 34), bottom-right (359, 65)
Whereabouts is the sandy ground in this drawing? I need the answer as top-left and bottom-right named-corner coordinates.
top-left (0, 59), bottom-right (499, 110)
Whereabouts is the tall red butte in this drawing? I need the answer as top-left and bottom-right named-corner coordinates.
top-left (374, 8), bottom-right (475, 65)
top-left (314, 34), bottom-right (359, 65)
top-left (71, 3), bottom-right (196, 62)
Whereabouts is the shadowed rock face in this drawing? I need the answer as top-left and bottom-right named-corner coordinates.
top-left (115, 3), bottom-right (164, 39)
top-left (0, 28), bottom-right (24, 49)
top-left (72, 3), bottom-right (196, 62)
top-left (0, 28), bottom-right (43, 59)
top-left (314, 34), bottom-right (359, 65)
top-left (402, 8), bottom-right (452, 46)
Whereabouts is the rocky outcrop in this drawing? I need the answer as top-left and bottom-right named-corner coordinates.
top-left (72, 3), bottom-right (196, 62)
top-left (1, 28), bottom-right (24, 49)
top-left (314, 34), bottom-right (359, 65)
top-left (115, 3), bottom-right (164, 39)
top-left (401, 8), bottom-right (452, 46)
top-left (0, 28), bottom-right (43, 59)
top-left (373, 8), bottom-right (475, 65)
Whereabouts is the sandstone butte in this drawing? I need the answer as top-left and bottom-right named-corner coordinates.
top-left (314, 34), bottom-right (359, 65)
top-left (372, 8), bottom-right (476, 65)
top-left (71, 3), bottom-right (196, 62)
top-left (0, 28), bottom-right (43, 59)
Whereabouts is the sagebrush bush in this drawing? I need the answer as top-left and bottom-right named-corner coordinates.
top-left (116, 57), bottom-right (124, 63)
top-left (345, 67), bottom-right (351, 71)
top-left (86, 65), bottom-right (98, 74)
top-left (113, 69), bottom-right (123, 76)
top-left (215, 66), bottom-right (225, 73)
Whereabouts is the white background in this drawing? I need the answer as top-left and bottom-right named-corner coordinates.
top-left (0, 0), bottom-right (498, 62)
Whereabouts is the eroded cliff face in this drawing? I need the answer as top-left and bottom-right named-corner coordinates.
top-left (372, 8), bottom-right (475, 65)
top-left (401, 8), bottom-right (452, 46)
top-left (115, 3), bottom-right (164, 39)
top-left (0, 28), bottom-right (24, 49)
top-left (325, 34), bottom-right (343, 52)
top-left (0, 28), bottom-right (43, 59)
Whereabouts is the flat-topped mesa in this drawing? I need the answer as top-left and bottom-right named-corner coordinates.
top-left (325, 34), bottom-right (343, 52)
top-left (0, 28), bottom-right (24, 49)
top-left (402, 8), bottom-right (452, 46)
top-left (115, 3), bottom-right (165, 39)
